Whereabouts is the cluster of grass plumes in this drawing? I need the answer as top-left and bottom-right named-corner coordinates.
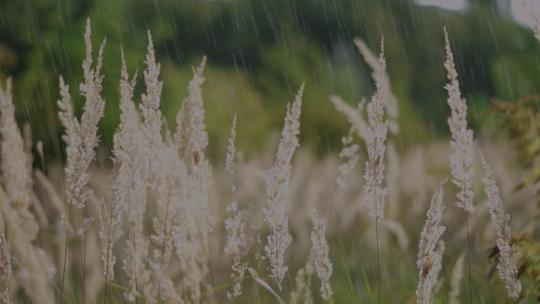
top-left (0, 19), bottom-right (538, 304)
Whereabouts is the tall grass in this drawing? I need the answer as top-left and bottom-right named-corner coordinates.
top-left (0, 19), bottom-right (536, 304)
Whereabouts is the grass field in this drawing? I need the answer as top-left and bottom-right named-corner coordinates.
top-left (0, 17), bottom-right (539, 304)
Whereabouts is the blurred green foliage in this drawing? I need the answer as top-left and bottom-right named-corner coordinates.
top-left (0, 0), bottom-right (539, 159)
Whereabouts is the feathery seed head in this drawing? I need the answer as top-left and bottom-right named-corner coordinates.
top-left (263, 84), bottom-right (304, 289)
top-left (310, 211), bottom-right (332, 300)
top-left (59, 19), bottom-right (106, 211)
top-left (0, 79), bottom-right (38, 240)
top-left (443, 26), bottom-right (475, 214)
top-left (416, 180), bottom-right (447, 304)
top-left (479, 152), bottom-right (521, 299)
top-left (364, 39), bottom-right (388, 220)
top-left (225, 112), bottom-right (237, 177)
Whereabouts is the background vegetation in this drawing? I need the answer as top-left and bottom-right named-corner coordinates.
top-left (1, 0), bottom-right (539, 158)
top-left (0, 1), bottom-right (540, 303)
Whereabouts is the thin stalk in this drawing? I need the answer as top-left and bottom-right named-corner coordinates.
top-left (133, 227), bottom-right (138, 304)
top-left (375, 217), bottom-right (381, 304)
top-left (132, 177), bottom-right (140, 304)
top-left (83, 230), bottom-right (87, 304)
top-left (61, 234), bottom-right (69, 304)
top-left (249, 270), bottom-right (285, 304)
top-left (274, 226), bottom-right (278, 288)
top-left (156, 187), bottom-right (173, 301)
top-left (103, 282), bottom-right (109, 304)
top-left (61, 202), bottom-right (75, 304)
top-left (466, 216), bottom-right (472, 304)
top-left (103, 212), bottom-right (113, 304)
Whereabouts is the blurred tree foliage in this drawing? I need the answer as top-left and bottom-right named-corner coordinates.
top-left (0, 0), bottom-right (539, 159)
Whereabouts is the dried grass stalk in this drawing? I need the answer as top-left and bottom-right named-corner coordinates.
top-left (0, 221), bottom-right (12, 304)
top-left (364, 40), bottom-right (388, 220)
top-left (98, 53), bottom-right (137, 282)
top-left (479, 153), bottom-right (521, 299)
top-left (443, 27), bottom-right (475, 214)
top-left (416, 180), bottom-right (447, 304)
top-left (290, 267), bottom-right (313, 304)
top-left (140, 31), bottom-right (164, 189)
top-left (449, 253), bottom-right (464, 304)
top-left (224, 113), bottom-right (249, 299)
top-left (0, 79), bottom-right (38, 240)
top-left (336, 128), bottom-right (359, 192)
top-left (172, 57), bottom-right (212, 304)
top-left (225, 200), bottom-right (249, 299)
top-left (58, 18), bottom-right (106, 212)
top-left (264, 84), bottom-right (304, 289)
top-left (353, 37), bottom-right (398, 135)
top-left (310, 211), bottom-right (332, 300)
top-left (0, 188), bottom-right (55, 304)
top-left (330, 96), bottom-right (369, 142)
top-left (115, 53), bottom-right (152, 303)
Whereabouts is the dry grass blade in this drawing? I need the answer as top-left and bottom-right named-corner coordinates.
top-left (449, 253), bottom-right (464, 304)
top-left (0, 79), bottom-right (38, 240)
top-left (0, 221), bottom-right (12, 304)
top-left (0, 188), bottom-right (55, 304)
top-left (224, 113), bottom-right (249, 299)
top-left (479, 152), bottom-right (521, 299)
top-left (416, 180), bottom-right (447, 304)
top-left (353, 37), bottom-right (399, 135)
top-left (364, 39), bottom-right (388, 220)
top-left (310, 211), bottom-right (332, 300)
top-left (330, 96), bottom-right (369, 142)
top-left (58, 18), bottom-right (106, 212)
top-left (443, 27), bottom-right (475, 214)
top-left (98, 53), bottom-right (137, 283)
top-left (336, 127), bottom-right (359, 192)
top-left (264, 84), bottom-right (304, 290)
top-left (173, 56), bottom-right (212, 304)
top-left (248, 268), bottom-right (285, 304)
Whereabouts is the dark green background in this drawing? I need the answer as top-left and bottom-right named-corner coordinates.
top-left (0, 0), bottom-right (539, 159)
